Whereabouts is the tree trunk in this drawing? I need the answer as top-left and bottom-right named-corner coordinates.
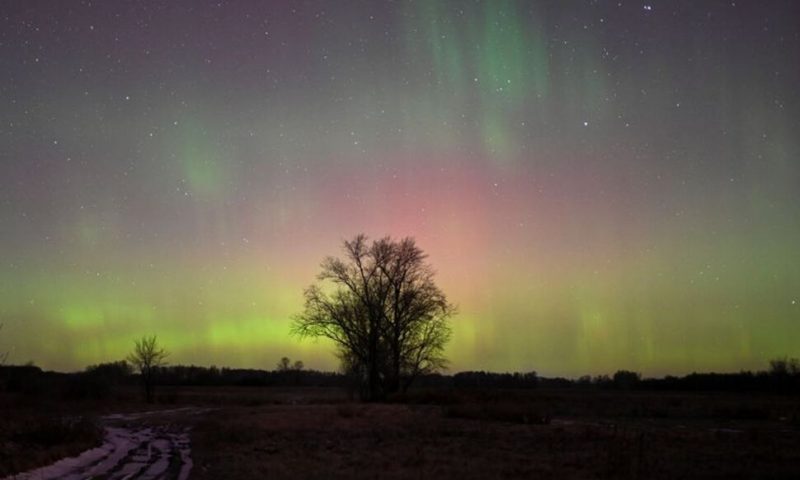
top-left (144, 369), bottom-right (154, 403)
top-left (367, 320), bottom-right (381, 401)
top-left (388, 337), bottom-right (401, 395)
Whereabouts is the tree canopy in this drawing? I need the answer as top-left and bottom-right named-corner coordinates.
top-left (292, 234), bottom-right (455, 400)
top-left (127, 335), bottom-right (168, 403)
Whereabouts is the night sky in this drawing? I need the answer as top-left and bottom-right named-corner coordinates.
top-left (1, 1), bottom-right (799, 376)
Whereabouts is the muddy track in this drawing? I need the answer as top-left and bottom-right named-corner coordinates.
top-left (3, 408), bottom-right (205, 480)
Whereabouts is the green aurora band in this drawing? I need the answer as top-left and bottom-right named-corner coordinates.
top-left (0, 1), bottom-right (798, 376)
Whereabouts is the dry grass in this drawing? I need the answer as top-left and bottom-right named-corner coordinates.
top-left (444, 400), bottom-right (551, 424)
top-left (154, 385), bottom-right (349, 406)
top-left (190, 394), bottom-right (800, 480)
top-left (0, 413), bottom-right (102, 477)
top-left (3, 387), bottom-right (800, 479)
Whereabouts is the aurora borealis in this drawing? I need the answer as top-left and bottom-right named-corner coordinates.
top-left (1, 1), bottom-right (799, 376)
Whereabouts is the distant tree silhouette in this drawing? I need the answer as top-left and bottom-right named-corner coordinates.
top-left (0, 324), bottom-right (7, 365)
top-left (277, 357), bottom-right (304, 372)
top-left (453, 371), bottom-right (539, 389)
top-left (769, 356), bottom-right (800, 377)
top-left (276, 357), bottom-right (305, 385)
top-left (293, 234), bottom-right (455, 401)
top-left (127, 335), bottom-right (168, 403)
top-left (612, 370), bottom-right (641, 390)
top-left (85, 360), bottom-right (133, 380)
top-left (277, 356), bottom-right (292, 371)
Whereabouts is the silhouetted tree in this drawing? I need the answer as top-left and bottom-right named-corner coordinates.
top-left (769, 356), bottom-right (800, 377)
top-left (277, 356), bottom-right (292, 372)
top-left (85, 360), bottom-right (133, 378)
top-left (453, 371), bottom-right (539, 389)
top-left (293, 234), bottom-right (455, 401)
top-left (0, 324), bottom-right (7, 365)
top-left (277, 356), bottom-right (304, 385)
top-left (127, 335), bottom-right (168, 403)
top-left (612, 370), bottom-right (641, 390)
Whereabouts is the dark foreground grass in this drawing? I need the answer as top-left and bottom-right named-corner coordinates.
top-left (3, 387), bottom-right (800, 479)
top-left (190, 391), bottom-right (800, 480)
top-left (0, 413), bottom-right (102, 477)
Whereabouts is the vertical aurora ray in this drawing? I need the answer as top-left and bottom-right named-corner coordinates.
top-left (407, 0), bottom-right (551, 162)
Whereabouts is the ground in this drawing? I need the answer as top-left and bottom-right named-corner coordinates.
top-left (2, 387), bottom-right (800, 479)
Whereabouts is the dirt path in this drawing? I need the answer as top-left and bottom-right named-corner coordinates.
top-left (3, 408), bottom-right (207, 480)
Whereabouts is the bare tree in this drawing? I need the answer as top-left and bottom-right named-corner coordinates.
top-left (277, 356), bottom-right (292, 372)
top-left (127, 335), bottom-right (168, 403)
top-left (769, 356), bottom-right (800, 376)
top-left (292, 234), bottom-right (455, 401)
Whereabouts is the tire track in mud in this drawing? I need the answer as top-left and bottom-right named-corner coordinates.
top-left (3, 408), bottom-right (206, 480)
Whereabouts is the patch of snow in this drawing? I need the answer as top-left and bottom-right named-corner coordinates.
top-left (2, 409), bottom-right (205, 480)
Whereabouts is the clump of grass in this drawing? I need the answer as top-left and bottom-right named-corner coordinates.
top-left (390, 388), bottom-right (462, 405)
top-left (10, 416), bottom-right (99, 447)
top-left (444, 401), bottom-right (551, 424)
top-left (792, 415), bottom-right (800, 428)
top-left (336, 403), bottom-right (365, 418)
top-left (157, 390), bottom-right (181, 404)
top-left (711, 405), bottom-right (769, 420)
top-left (601, 428), bottom-right (649, 479)
top-left (195, 417), bottom-right (261, 446)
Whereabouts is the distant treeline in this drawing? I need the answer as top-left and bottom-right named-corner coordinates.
top-left (423, 366), bottom-right (800, 393)
top-left (2, 358), bottom-right (799, 399)
top-left (0, 362), bottom-right (343, 399)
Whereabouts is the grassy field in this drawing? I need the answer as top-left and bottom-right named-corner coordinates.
top-left (189, 388), bottom-right (800, 479)
top-left (2, 387), bottom-right (799, 479)
top-left (0, 394), bottom-right (102, 477)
